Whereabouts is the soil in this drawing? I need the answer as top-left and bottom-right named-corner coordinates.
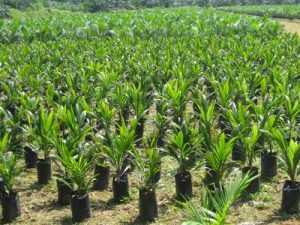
top-left (276, 19), bottom-right (300, 36)
top-left (0, 157), bottom-right (299, 225)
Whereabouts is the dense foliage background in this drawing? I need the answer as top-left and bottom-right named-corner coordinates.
top-left (0, 0), bottom-right (299, 16)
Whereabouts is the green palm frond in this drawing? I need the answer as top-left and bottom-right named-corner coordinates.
top-left (181, 173), bottom-right (255, 225)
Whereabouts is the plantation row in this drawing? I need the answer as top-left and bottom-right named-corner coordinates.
top-left (0, 8), bottom-right (300, 224)
top-left (220, 4), bottom-right (300, 19)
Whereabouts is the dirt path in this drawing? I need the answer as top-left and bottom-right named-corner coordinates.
top-left (275, 18), bottom-right (300, 36)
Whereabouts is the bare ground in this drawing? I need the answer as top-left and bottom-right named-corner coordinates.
top-left (276, 19), bottom-right (300, 36)
top-left (0, 156), bottom-right (299, 225)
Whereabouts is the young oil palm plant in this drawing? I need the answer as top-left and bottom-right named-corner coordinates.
top-left (54, 106), bottom-right (91, 205)
top-left (272, 128), bottom-right (300, 213)
top-left (163, 78), bottom-right (189, 126)
top-left (133, 148), bottom-right (161, 221)
top-left (181, 172), bottom-right (256, 225)
top-left (0, 133), bottom-right (22, 222)
top-left (0, 105), bottom-right (24, 155)
top-left (154, 97), bottom-right (171, 147)
top-left (204, 133), bottom-right (236, 187)
top-left (239, 123), bottom-right (261, 193)
top-left (261, 115), bottom-right (279, 178)
top-left (212, 79), bottom-right (233, 135)
top-left (26, 107), bottom-right (59, 184)
top-left (193, 93), bottom-right (216, 152)
top-left (128, 83), bottom-right (151, 144)
top-left (90, 99), bottom-right (116, 146)
top-left (92, 135), bottom-right (110, 191)
top-left (281, 94), bottom-right (300, 142)
top-left (225, 101), bottom-right (251, 162)
top-left (167, 121), bottom-right (201, 201)
top-left (19, 94), bottom-right (40, 168)
top-left (56, 142), bottom-right (93, 222)
top-left (103, 118), bottom-right (136, 202)
top-left (109, 83), bottom-right (130, 127)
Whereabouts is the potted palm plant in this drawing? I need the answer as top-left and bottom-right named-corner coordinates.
top-left (204, 133), bottom-right (236, 187)
top-left (57, 143), bottom-right (93, 222)
top-left (27, 107), bottom-right (59, 184)
top-left (167, 122), bottom-right (200, 201)
top-left (261, 115), bottom-right (278, 178)
top-left (272, 128), bottom-right (300, 213)
top-left (54, 106), bottom-right (91, 205)
top-left (0, 141), bottom-right (22, 222)
top-left (92, 136), bottom-right (110, 191)
top-left (103, 119), bottom-right (136, 202)
top-left (19, 94), bottom-right (40, 168)
top-left (240, 124), bottom-right (261, 194)
top-left (133, 148), bottom-right (161, 221)
top-left (225, 102), bottom-right (251, 162)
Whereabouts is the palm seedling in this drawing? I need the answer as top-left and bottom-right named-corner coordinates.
top-left (56, 142), bottom-right (93, 222)
top-left (272, 128), bottom-right (300, 213)
top-left (167, 121), bottom-right (201, 201)
top-left (90, 99), bottom-right (116, 146)
top-left (0, 133), bottom-right (22, 222)
top-left (225, 101), bottom-right (251, 162)
top-left (193, 93), bottom-right (216, 153)
top-left (109, 83), bottom-right (130, 127)
top-left (281, 94), bottom-right (300, 142)
top-left (92, 136), bottom-right (110, 191)
top-left (154, 97), bottom-right (171, 147)
top-left (260, 115), bottom-right (279, 178)
top-left (54, 106), bottom-right (91, 205)
top-left (163, 78), bottom-right (189, 126)
top-left (26, 107), bottom-right (59, 184)
top-left (19, 93), bottom-right (40, 168)
top-left (204, 133), bottom-right (236, 187)
top-left (239, 123), bottom-right (261, 193)
top-left (133, 148), bottom-right (161, 221)
top-left (0, 79), bottom-right (20, 117)
top-left (0, 105), bottom-right (24, 155)
top-left (103, 118), bottom-right (136, 202)
top-left (128, 83), bottom-right (151, 145)
top-left (212, 78), bottom-right (233, 135)
top-left (181, 172), bottom-right (257, 225)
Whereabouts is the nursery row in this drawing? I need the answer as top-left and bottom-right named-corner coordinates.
top-left (0, 102), bottom-right (299, 223)
top-left (0, 7), bottom-right (300, 224)
top-left (220, 4), bottom-right (300, 19)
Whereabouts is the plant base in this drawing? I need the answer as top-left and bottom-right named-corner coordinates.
top-left (1, 193), bottom-right (21, 222)
top-left (281, 180), bottom-right (300, 213)
top-left (175, 171), bottom-right (192, 201)
top-left (37, 158), bottom-right (52, 185)
top-left (57, 180), bottom-right (72, 206)
top-left (71, 193), bottom-right (91, 222)
top-left (139, 189), bottom-right (158, 221)
top-left (242, 166), bottom-right (260, 194)
top-left (113, 173), bottom-right (129, 202)
top-left (261, 151), bottom-right (277, 178)
top-left (93, 164), bottom-right (110, 191)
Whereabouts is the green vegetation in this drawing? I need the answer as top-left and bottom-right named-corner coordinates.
top-left (220, 4), bottom-right (300, 19)
top-left (0, 6), bottom-right (300, 224)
